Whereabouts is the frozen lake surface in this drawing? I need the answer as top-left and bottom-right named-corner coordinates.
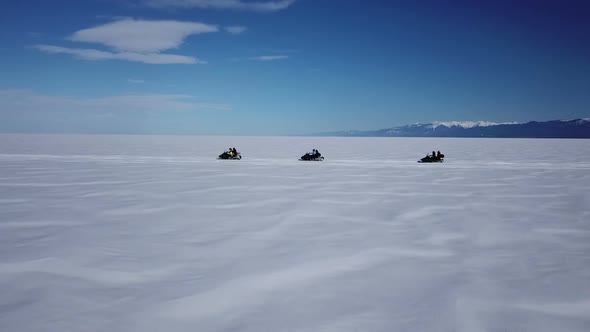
top-left (1, 134), bottom-right (589, 332)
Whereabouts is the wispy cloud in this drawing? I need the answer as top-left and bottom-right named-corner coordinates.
top-left (261, 48), bottom-right (300, 54)
top-left (34, 18), bottom-right (217, 64)
top-left (127, 79), bottom-right (146, 84)
top-left (26, 31), bottom-right (43, 38)
top-left (250, 55), bottom-right (289, 61)
top-left (143, 0), bottom-right (296, 12)
top-left (34, 45), bottom-right (203, 64)
top-left (225, 26), bottom-right (247, 35)
top-left (0, 90), bottom-right (232, 113)
top-left (69, 19), bottom-right (218, 53)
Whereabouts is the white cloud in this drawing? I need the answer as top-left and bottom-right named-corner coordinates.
top-left (250, 55), bottom-right (288, 61)
top-left (0, 90), bottom-right (232, 113)
top-left (33, 19), bottom-right (217, 64)
top-left (225, 26), bottom-right (247, 35)
top-left (143, 0), bottom-right (295, 12)
top-left (69, 18), bottom-right (218, 53)
top-left (35, 45), bottom-right (203, 64)
top-left (128, 79), bottom-right (146, 84)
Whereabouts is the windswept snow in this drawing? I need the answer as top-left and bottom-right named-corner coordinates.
top-left (1, 135), bottom-right (590, 332)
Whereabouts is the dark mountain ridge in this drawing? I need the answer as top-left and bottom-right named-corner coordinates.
top-left (316, 119), bottom-right (590, 138)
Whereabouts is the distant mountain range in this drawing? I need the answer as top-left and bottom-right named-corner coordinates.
top-left (315, 119), bottom-right (590, 138)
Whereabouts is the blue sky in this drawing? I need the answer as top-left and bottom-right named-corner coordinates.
top-left (1, 0), bottom-right (589, 135)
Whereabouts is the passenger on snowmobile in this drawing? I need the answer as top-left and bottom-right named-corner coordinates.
top-left (419, 150), bottom-right (444, 163)
top-left (218, 147), bottom-right (241, 159)
top-left (300, 149), bottom-right (323, 161)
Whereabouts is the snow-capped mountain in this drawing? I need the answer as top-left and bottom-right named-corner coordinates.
top-left (316, 119), bottom-right (590, 138)
top-left (430, 121), bottom-right (520, 129)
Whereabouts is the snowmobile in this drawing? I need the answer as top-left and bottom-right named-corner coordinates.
top-left (218, 151), bottom-right (242, 160)
top-left (418, 155), bottom-right (444, 163)
top-left (299, 152), bottom-right (324, 161)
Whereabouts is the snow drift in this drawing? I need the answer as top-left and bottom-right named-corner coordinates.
top-left (1, 135), bottom-right (589, 332)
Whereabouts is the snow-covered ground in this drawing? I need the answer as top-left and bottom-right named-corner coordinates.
top-left (1, 134), bottom-right (589, 332)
